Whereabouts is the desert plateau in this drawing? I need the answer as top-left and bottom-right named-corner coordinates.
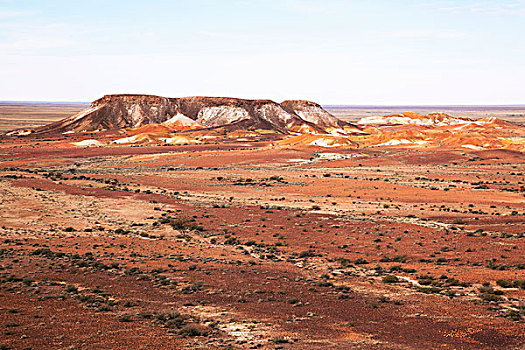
top-left (2, 1), bottom-right (525, 348)
top-left (0, 96), bottom-right (523, 349)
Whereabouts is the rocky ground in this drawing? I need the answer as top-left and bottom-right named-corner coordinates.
top-left (0, 137), bottom-right (524, 349)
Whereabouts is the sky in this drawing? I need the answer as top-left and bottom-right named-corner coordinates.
top-left (0, 0), bottom-right (524, 104)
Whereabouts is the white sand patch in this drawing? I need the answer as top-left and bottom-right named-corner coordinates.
top-left (374, 139), bottom-right (429, 147)
top-left (317, 153), bottom-right (349, 160)
top-left (329, 128), bottom-right (347, 136)
top-left (160, 137), bottom-right (200, 145)
top-left (163, 113), bottom-right (203, 128)
top-left (112, 136), bottom-right (139, 144)
top-left (72, 139), bottom-right (103, 147)
top-left (6, 130), bottom-right (32, 136)
top-left (461, 144), bottom-right (484, 150)
top-left (308, 138), bottom-right (345, 147)
top-left (474, 117), bottom-right (497, 125)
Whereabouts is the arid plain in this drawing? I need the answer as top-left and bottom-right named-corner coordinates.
top-left (0, 100), bottom-right (524, 350)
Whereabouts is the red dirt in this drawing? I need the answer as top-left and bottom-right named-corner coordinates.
top-left (0, 135), bottom-right (524, 349)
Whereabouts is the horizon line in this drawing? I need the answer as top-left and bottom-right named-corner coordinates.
top-left (1, 100), bottom-right (524, 108)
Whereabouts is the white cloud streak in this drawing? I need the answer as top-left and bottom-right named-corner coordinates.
top-left (0, 23), bottom-right (79, 54)
top-left (0, 9), bottom-right (34, 18)
top-left (383, 29), bottom-right (469, 39)
top-left (435, 0), bottom-right (525, 15)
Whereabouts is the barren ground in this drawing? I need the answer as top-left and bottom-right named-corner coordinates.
top-left (0, 106), bottom-right (524, 349)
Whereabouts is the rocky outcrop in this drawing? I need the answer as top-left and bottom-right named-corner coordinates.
top-left (280, 100), bottom-right (347, 129)
top-left (357, 112), bottom-right (471, 126)
top-left (31, 94), bottom-right (357, 135)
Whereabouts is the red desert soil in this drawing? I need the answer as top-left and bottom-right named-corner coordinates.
top-left (0, 135), bottom-right (524, 349)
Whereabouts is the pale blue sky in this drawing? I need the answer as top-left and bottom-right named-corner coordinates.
top-left (1, 0), bottom-right (524, 104)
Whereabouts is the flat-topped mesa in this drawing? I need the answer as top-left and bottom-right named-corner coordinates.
top-left (33, 94), bottom-right (179, 135)
top-left (91, 94), bottom-right (172, 105)
top-left (29, 94), bottom-right (357, 136)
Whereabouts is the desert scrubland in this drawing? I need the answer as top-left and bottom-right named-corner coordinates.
top-left (0, 99), bottom-right (523, 349)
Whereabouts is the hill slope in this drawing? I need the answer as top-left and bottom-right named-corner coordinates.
top-left (28, 94), bottom-right (357, 135)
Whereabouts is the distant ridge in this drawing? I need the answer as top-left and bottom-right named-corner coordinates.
top-left (24, 94), bottom-right (359, 136)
